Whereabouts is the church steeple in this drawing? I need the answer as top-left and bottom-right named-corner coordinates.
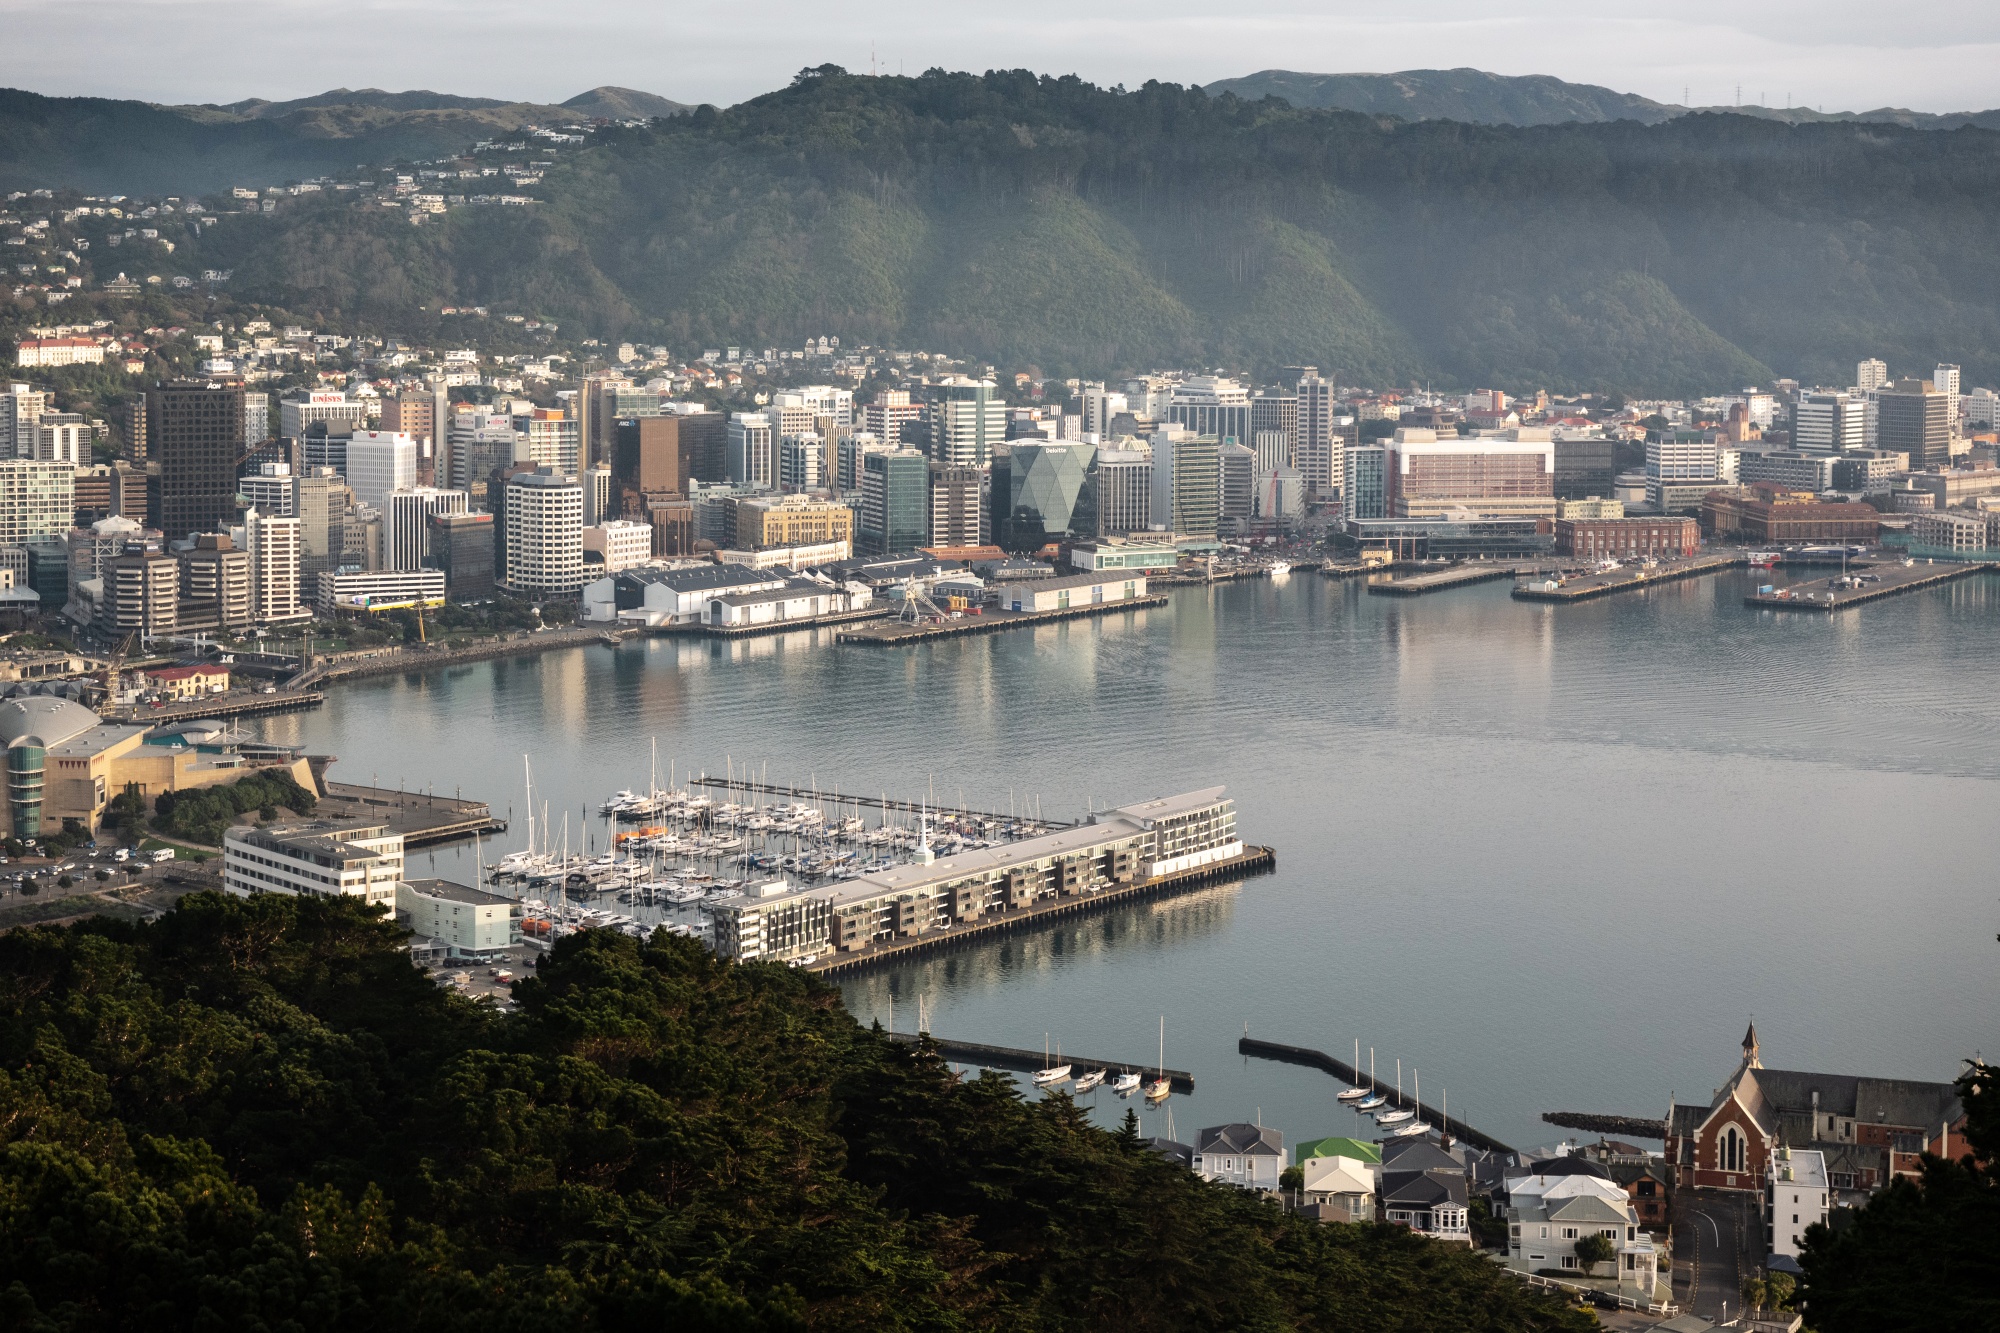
top-left (1741, 1021), bottom-right (1762, 1069)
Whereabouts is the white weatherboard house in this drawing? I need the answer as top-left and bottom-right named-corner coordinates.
top-left (1193, 1123), bottom-right (1284, 1191)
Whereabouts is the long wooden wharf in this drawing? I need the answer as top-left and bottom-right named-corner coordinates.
top-left (1744, 559), bottom-right (1995, 611)
top-left (884, 1031), bottom-right (1195, 1092)
top-left (1510, 551), bottom-right (1743, 602)
top-left (803, 844), bottom-right (1276, 978)
top-left (1237, 1036), bottom-right (1515, 1154)
top-left (103, 688), bottom-right (324, 724)
top-left (837, 594), bottom-right (1169, 646)
top-left (1366, 562), bottom-right (1565, 597)
top-left (687, 775), bottom-right (1080, 828)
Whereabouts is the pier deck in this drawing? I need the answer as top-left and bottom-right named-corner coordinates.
top-left (803, 844), bottom-right (1275, 977)
top-left (1743, 559), bottom-right (1994, 611)
top-left (1365, 562), bottom-right (1564, 597)
top-left (1238, 1036), bottom-right (1514, 1154)
top-left (687, 776), bottom-right (1079, 828)
top-left (1510, 551), bottom-right (1742, 602)
top-left (104, 688), bottom-right (324, 725)
top-left (837, 594), bottom-right (1169, 646)
top-left (884, 1031), bottom-right (1195, 1092)
top-left (317, 782), bottom-right (506, 847)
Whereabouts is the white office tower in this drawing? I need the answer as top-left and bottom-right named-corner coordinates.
top-left (0, 384), bottom-right (47, 458)
top-left (838, 431), bottom-right (888, 493)
top-left (29, 414), bottom-right (86, 465)
top-left (240, 462), bottom-right (298, 517)
top-left (727, 412), bottom-right (775, 487)
top-left (387, 487), bottom-right (468, 572)
top-left (769, 384), bottom-right (853, 427)
top-left (345, 430), bottom-right (418, 515)
top-left (245, 508), bottom-right (302, 621)
top-left (1296, 371), bottom-right (1339, 497)
top-left (243, 391), bottom-right (270, 446)
top-left (780, 433), bottom-right (823, 490)
top-left (1966, 387), bottom-right (2000, 430)
top-left (280, 391), bottom-right (367, 440)
top-left (504, 468), bottom-right (585, 596)
top-left (1935, 363), bottom-right (1962, 430)
top-left (1081, 383), bottom-right (1130, 437)
top-left (1855, 359), bottom-right (1890, 392)
top-left (1792, 393), bottom-right (1866, 454)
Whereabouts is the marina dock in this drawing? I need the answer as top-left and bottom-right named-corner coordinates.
top-left (884, 1031), bottom-right (1195, 1092)
top-left (1365, 562), bottom-right (1564, 597)
top-left (1510, 551), bottom-right (1743, 602)
top-left (688, 775), bottom-right (1079, 828)
top-left (837, 594), bottom-right (1170, 646)
top-left (317, 781), bottom-right (507, 847)
top-left (1238, 1036), bottom-right (1515, 1154)
top-left (1743, 559), bottom-right (1995, 611)
top-left (803, 843), bottom-right (1276, 977)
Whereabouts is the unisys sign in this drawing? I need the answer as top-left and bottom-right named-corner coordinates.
top-left (308, 391), bottom-right (346, 405)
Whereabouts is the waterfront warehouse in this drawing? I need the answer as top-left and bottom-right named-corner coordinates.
top-left (712, 788), bottom-right (1241, 964)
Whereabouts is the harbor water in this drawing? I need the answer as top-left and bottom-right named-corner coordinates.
top-left (251, 568), bottom-right (2000, 1152)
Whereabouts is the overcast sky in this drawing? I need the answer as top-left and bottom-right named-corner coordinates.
top-left (8, 0), bottom-right (1999, 114)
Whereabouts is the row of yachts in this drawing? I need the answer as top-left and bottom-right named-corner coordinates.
top-left (1334, 1046), bottom-right (1435, 1140)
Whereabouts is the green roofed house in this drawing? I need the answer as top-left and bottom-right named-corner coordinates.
top-left (1294, 1136), bottom-right (1382, 1166)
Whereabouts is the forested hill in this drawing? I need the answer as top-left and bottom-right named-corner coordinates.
top-left (0, 892), bottom-right (1596, 1331)
top-left (23, 69), bottom-right (2000, 391)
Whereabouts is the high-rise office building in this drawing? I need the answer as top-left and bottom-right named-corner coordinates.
top-left (243, 391), bottom-right (271, 449)
top-left (726, 412), bottom-right (775, 488)
top-left (613, 416), bottom-right (693, 512)
top-left (1876, 379), bottom-right (1951, 470)
top-left (0, 461), bottom-right (74, 548)
top-left (1003, 442), bottom-right (1097, 550)
top-left (1, 383), bottom-right (46, 458)
top-left (1934, 363), bottom-right (1962, 431)
top-left (1391, 429), bottom-right (1557, 519)
top-left (280, 391), bottom-right (367, 440)
top-left (1792, 392), bottom-right (1867, 455)
top-left (1249, 390), bottom-right (1298, 466)
top-left (1091, 448), bottom-right (1152, 536)
top-left (122, 397), bottom-right (148, 463)
top-left (1080, 383), bottom-right (1130, 439)
top-left (447, 407), bottom-right (524, 493)
top-left (387, 488), bottom-right (468, 572)
top-left (238, 462), bottom-right (298, 518)
top-left (929, 378), bottom-right (1007, 467)
top-left (295, 468), bottom-right (343, 587)
top-left (149, 380), bottom-right (245, 540)
top-left (860, 390), bottom-right (924, 448)
top-left (927, 463), bottom-right (988, 548)
top-left (97, 540), bottom-right (180, 637)
top-left (516, 408), bottom-right (580, 478)
top-left (859, 449), bottom-right (930, 555)
top-left (780, 433), bottom-right (823, 491)
top-left (1168, 377), bottom-right (1250, 450)
top-left (1552, 437), bottom-right (1617, 500)
top-left (1149, 428), bottom-right (1220, 537)
top-left (1219, 443), bottom-right (1257, 524)
top-left (27, 414), bottom-right (85, 466)
top-left (1296, 370), bottom-right (1338, 497)
top-left (428, 511), bottom-right (495, 598)
top-left (1344, 444), bottom-right (1390, 519)
top-left (503, 468), bottom-right (585, 596)
top-left (344, 430), bottom-right (418, 516)
top-left (1855, 359), bottom-right (1890, 392)
top-left (245, 508), bottom-right (302, 622)
top-left (838, 432), bottom-right (889, 494)
top-left (179, 535), bottom-right (253, 633)
top-left (380, 391), bottom-right (439, 484)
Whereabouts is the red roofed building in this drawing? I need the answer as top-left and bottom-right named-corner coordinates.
top-left (142, 663), bottom-right (230, 700)
top-left (14, 337), bottom-right (105, 368)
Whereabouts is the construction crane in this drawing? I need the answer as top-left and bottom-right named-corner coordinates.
top-left (96, 631), bottom-right (137, 706)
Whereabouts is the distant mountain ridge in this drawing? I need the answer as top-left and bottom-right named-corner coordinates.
top-left (1205, 67), bottom-right (2000, 131)
top-left (0, 84), bottom-right (691, 195)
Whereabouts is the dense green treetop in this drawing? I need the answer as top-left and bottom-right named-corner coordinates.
top-left (0, 893), bottom-right (1595, 1331)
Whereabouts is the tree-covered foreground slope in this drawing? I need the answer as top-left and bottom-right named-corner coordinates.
top-left (160, 68), bottom-right (2000, 392)
top-left (0, 893), bottom-right (1592, 1332)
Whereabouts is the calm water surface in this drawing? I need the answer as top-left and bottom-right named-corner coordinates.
top-left (252, 570), bottom-right (2000, 1151)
